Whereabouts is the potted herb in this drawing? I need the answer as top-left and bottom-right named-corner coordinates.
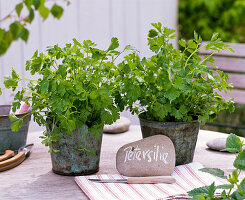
top-left (0, 38), bottom-right (134, 175)
top-left (116, 22), bottom-right (235, 165)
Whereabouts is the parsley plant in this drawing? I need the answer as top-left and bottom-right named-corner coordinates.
top-left (1, 38), bottom-right (136, 152)
top-left (117, 22), bottom-right (235, 125)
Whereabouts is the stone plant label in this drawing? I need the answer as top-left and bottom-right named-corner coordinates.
top-left (116, 135), bottom-right (175, 177)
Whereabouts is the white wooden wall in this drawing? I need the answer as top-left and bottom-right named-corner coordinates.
top-left (0, 0), bottom-right (177, 129)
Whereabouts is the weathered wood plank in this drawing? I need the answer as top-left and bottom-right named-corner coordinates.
top-left (210, 56), bottom-right (245, 73)
top-left (226, 73), bottom-right (245, 89)
top-left (199, 42), bottom-right (245, 104)
top-left (200, 42), bottom-right (245, 58)
top-left (218, 89), bottom-right (245, 105)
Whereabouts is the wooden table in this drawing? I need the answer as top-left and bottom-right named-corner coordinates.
top-left (0, 126), bottom-right (242, 200)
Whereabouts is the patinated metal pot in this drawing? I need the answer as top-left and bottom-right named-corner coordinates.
top-left (47, 122), bottom-right (103, 176)
top-left (0, 105), bottom-right (31, 154)
top-left (139, 117), bottom-right (200, 165)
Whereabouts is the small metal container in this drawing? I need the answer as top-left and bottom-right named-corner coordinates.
top-left (0, 105), bottom-right (31, 154)
top-left (139, 117), bottom-right (200, 165)
top-left (47, 122), bottom-right (103, 176)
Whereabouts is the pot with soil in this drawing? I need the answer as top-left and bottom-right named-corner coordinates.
top-left (117, 22), bottom-right (234, 165)
top-left (0, 105), bottom-right (31, 154)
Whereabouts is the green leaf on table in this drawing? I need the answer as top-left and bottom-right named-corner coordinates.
top-left (15, 3), bottom-right (23, 17)
top-left (188, 183), bottom-right (217, 198)
top-left (108, 37), bottom-right (119, 51)
top-left (0, 87), bottom-right (2, 95)
top-left (216, 184), bottom-right (234, 190)
top-left (225, 133), bottom-right (243, 153)
top-left (11, 118), bottom-right (23, 132)
top-left (199, 168), bottom-right (227, 179)
top-left (234, 150), bottom-right (245, 170)
top-left (51, 4), bottom-right (64, 19)
top-left (9, 21), bottom-right (23, 40)
top-left (188, 185), bottom-right (210, 196)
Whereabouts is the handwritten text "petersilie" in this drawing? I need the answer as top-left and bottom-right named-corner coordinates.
top-left (123, 145), bottom-right (169, 164)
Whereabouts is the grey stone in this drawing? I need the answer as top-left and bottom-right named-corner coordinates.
top-left (206, 138), bottom-right (227, 151)
top-left (103, 117), bottom-right (131, 133)
top-left (116, 135), bottom-right (175, 177)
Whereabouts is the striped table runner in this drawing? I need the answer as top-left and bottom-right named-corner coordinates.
top-left (75, 162), bottom-right (222, 200)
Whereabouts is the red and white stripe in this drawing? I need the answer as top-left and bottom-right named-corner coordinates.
top-left (75, 162), bottom-right (223, 200)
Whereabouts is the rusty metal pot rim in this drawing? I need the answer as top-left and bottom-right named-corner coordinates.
top-left (138, 115), bottom-right (199, 125)
top-left (0, 105), bottom-right (31, 117)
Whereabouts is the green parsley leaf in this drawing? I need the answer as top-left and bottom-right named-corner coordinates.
top-left (178, 39), bottom-right (186, 47)
top-left (234, 150), bottom-right (245, 170)
top-left (199, 168), bottom-right (227, 179)
top-left (11, 118), bottom-right (23, 132)
top-left (148, 29), bottom-right (158, 38)
top-left (108, 37), bottom-right (119, 51)
top-left (225, 133), bottom-right (243, 153)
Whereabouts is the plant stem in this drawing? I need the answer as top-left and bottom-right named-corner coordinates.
top-left (184, 44), bottom-right (207, 68)
top-left (19, 76), bottom-right (37, 83)
top-left (15, 86), bottom-right (45, 98)
top-left (199, 51), bottom-right (216, 65)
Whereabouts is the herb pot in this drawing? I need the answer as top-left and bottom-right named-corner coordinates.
top-left (139, 117), bottom-right (200, 165)
top-left (47, 121), bottom-right (103, 176)
top-left (0, 105), bottom-right (31, 154)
